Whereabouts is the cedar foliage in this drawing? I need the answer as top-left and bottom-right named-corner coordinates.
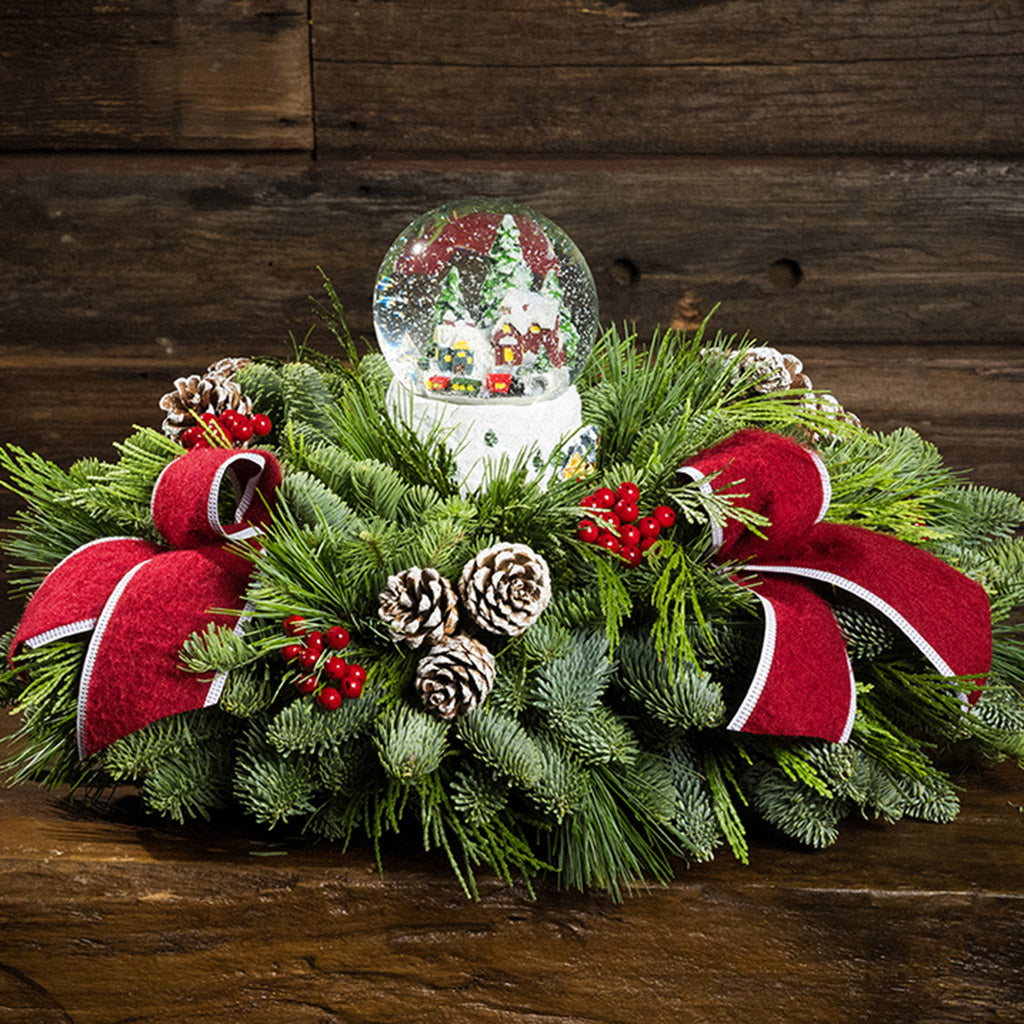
top-left (2, 287), bottom-right (1023, 899)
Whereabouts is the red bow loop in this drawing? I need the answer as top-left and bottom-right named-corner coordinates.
top-left (680, 430), bottom-right (992, 744)
top-left (11, 447), bottom-right (281, 757)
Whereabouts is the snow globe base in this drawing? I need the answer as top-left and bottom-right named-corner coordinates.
top-left (386, 377), bottom-right (584, 491)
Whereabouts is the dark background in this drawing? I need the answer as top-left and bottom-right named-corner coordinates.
top-left (1, 3), bottom-right (1023, 1021)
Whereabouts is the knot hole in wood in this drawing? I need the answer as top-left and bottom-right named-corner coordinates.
top-left (769, 258), bottom-right (803, 289)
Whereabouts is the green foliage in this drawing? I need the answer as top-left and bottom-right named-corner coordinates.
top-left (3, 298), bottom-right (1023, 898)
top-left (374, 703), bottom-right (448, 782)
top-left (617, 634), bottom-right (726, 730)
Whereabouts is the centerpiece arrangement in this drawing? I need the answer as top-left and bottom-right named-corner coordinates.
top-left (3, 200), bottom-right (1023, 898)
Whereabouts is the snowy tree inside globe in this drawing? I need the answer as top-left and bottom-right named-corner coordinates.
top-left (374, 199), bottom-right (600, 489)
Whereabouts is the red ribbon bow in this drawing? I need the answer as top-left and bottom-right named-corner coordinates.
top-left (10, 447), bottom-right (281, 757)
top-left (680, 430), bottom-right (992, 743)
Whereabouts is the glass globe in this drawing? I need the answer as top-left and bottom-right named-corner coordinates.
top-left (373, 198), bottom-right (598, 404)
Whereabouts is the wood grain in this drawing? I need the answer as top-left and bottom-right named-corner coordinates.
top-left (0, 724), bottom-right (1022, 1024)
top-left (311, 0), bottom-right (1024, 157)
top-left (0, 0), bottom-right (313, 151)
top-left (2, 154), bottom-right (1023, 360)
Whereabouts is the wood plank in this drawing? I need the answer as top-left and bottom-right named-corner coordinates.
top-left (0, 1), bottom-right (312, 151)
top-left (311, 0), bottom-right (1024, 156)
top-left (2, 154), bottom-right (1023, 360)
top-left (0, 724), bottom-right (1022, 1024)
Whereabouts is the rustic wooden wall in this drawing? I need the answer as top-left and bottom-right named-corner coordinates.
top-left (1, 3), bottom-right (1023, 1020)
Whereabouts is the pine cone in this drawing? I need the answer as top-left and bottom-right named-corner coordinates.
top-left (158, 365), bottom-right (253, 441)
top-left (707, 345), bottom-right (861, 440)
top-left (378, 567), bottom-right (460, 649)
top-left (415, 634), bottom-right (496, 719)
top-left (737, 346), bottom-right (813, 394)
top-left (206, 356), bottom-right (251, 380)
top-left (458, 542), bottom-right (551, 637)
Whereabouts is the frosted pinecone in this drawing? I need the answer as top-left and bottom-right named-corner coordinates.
top-left (706, 345), bottom-right (860, 439)
top-left (378, 567), bottom-right (460, 649)
top-left (458, 542), bottom-right (551, 637)
top-left (735, 346), bottom-right (813, 394)
top-left (415, 634), bottom-right (496, 719)
top-left (158, 360), bottom-right (253, 441)
top-left (206, 356), bottom-right (251, 380)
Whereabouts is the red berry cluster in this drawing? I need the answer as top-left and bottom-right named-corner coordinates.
top-left (181, 410), bottom-right (273, 450)
top-left (280, 614), bottom-right (365, 710)
top-left (577, 481), bottom-right (676, 568)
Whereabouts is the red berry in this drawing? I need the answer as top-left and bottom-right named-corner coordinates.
top-left (613, 499), bottom-right (639, 523)
top-left (597, 532), bottom-right (620, 554)
top-left (620, 545), bottom-right (643, 567)
top-left (325, 625), bottom-right (350, 650)
top-left (653, 505), bottom-right (676, 528)
top-left (341, 674), bottom-right (364, 699)
top-left (639, 535), bottom-right (658, 552)
top-left (579, 494), bottom-right (601, 510)
top-left (305, 630), bottom-right (324, 654)
top-left (283, 615), bottom-right (306, 636)
top-left (201, 413), bottom-right (219, 426)
top-left (219, 410), bottom-right (239, 427)
top-left (577, 519), bottom-right (600, 543)
top-left (251, 413), bottom-right (272, 437)
top-left (231, 417), bottom-right (254, 442)
top-left (281, 643), bottom-right (304, 662)
top-left (596, 511), bottom-right (620, 532)
top-left (638, 516), bottom-right (661, 539)
top-left (317, 686), bottom-right (342, 711)
top-left (298, 647), bottom-right (319, 670)
top-left (346, 663), bottom-right (367, 685)
top-left (324, 656), bottom-right (349, 680)
top-left (181, 425), bottom-right (204, 449)
top-left (295, 675), bottom-right (318, 694)
top-left (592, 487), bottom-right (616, 509)
top-left (620, 524), bottom-right (641, 547)
top-left (615, 481), bottom-right (640, 503)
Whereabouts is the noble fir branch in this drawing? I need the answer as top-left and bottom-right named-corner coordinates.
top-left (103, 709), bottom-right (236, 781)
top-left (743, 760), bottom-right (848, 849)
top-left (234, 725), bottom-right (319, 827)
top-left (528, 733), bottom-right (591, 823)
top-left (374, 703), bottom-right (448, 783)
top-left (529, 631), bottom-right (614, 725)
top-left (552, 705), bottom-right (639, 767)
top-left (2, 639), bottom-right (86, 787)
top-left (233, 361), bottom-right (287, 426)
top-left (456, 708), bottom-right (545, 790)
top-left (141, 740), bottom-right (234, 823)
top-left (928, 483), bottom-right (1024, 547)
top-left (943, 538), bottom-right (1024, 623)
top-left (278, 471), bottom-right (359, 535)
top-left (267, 686), bottom-right (380, 756)
top-left (616, 633), bottom-right (726, 730)
top-left (660, 736), bottom-right (723, 862)
top-left (179, 621), bottom-right (268, 674)
top-left (217, 662), bottom-right (284, 719)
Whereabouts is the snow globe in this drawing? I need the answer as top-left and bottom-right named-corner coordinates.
top-left (373, 198), bottom-right (599, 489)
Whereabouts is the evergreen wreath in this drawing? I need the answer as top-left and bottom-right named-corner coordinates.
top-left (3, 276), bottom-right (1024, 900)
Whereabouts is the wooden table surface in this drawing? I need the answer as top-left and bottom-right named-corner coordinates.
top-left (2, 696), bottom-right (1022, 1024)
